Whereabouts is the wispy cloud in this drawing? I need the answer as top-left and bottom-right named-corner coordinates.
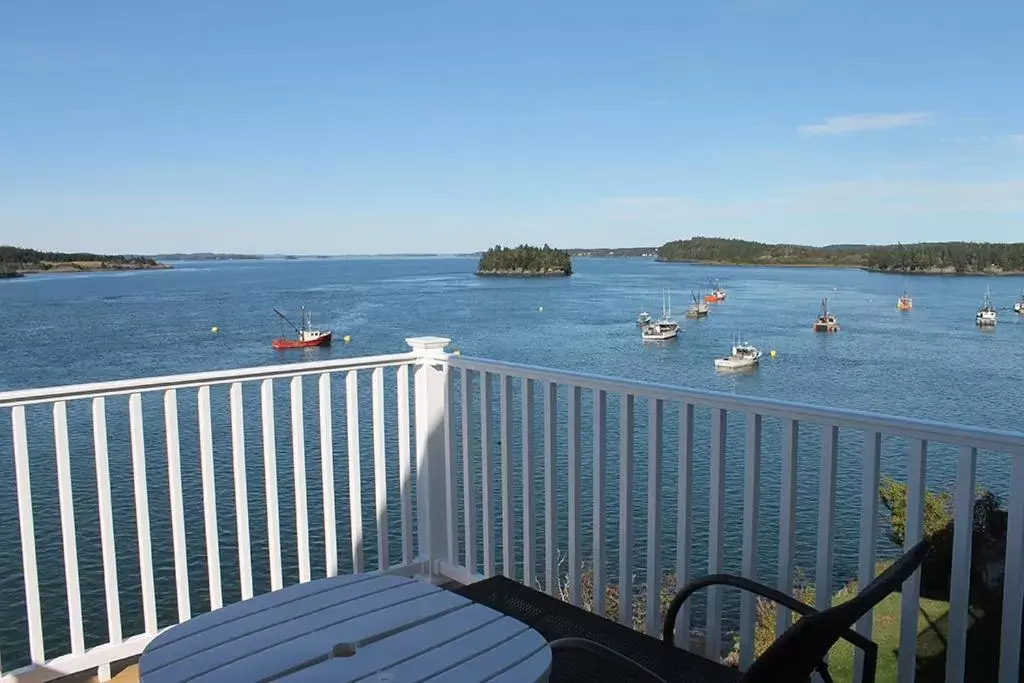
top-left (798, 112), bottom-right (932, 136)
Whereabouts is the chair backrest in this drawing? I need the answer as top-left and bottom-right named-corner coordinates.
top-left (741, 540), bottom-right (930, 682)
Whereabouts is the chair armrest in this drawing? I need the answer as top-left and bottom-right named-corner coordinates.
top-left (662, 574), bottom-right (879, 683)
top-left (550, 638), bottom-right (669, 683)
top-left (662, 574), bottom-right (816, 644)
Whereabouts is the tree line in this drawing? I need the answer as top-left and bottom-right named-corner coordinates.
top-left (476, 244), bottom-right (573, 275)
top-left (0, 246), bottom-right (160, 268)
top-left (657, 237), bottom-right (1024, 273)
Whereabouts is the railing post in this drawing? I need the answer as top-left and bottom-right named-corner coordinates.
top-left (406, 336), bottom-right (452, 582)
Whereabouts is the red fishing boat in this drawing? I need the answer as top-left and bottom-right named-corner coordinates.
top-left (272, 307), bottom-right (333, 349)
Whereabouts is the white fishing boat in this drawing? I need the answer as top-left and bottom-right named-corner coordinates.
top-left (1014, 290), bottom-right (1024, 314)
top-left (641, 321), bottom-right (679, 340)
top-left (977, 287), bottom-right (997, 327)
top-left (714, 343), bottom-right (762, 370)
top-left (637, 311), bottom-right (653, 326)
top-left (642, 289), bottom-right (679, 340)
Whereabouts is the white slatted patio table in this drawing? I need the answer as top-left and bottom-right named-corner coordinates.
top-left (139, 573), bottom-right (551, 682)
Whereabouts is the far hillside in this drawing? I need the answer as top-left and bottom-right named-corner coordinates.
top-left (0, 246), bottom-right (168, 276)
top-left (657, 237), bottom-right (1024, 274)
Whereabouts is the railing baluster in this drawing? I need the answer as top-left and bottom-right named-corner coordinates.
top-left (645, 398), bottom-right (663, 636)
top-left (674, 402), bottom-right (695, 649)
top-left (618, 393), bottom-right (635, 627)
top-left (92, 398), bottom-right (123, 653)
top-left (129, 393), bottom-right (158, 633)
top-left (290, 376), bottom-right (311, 582)
top-left (568, 385), bottom-right (582, 605)
top-left (13, 406), bottom-right (44, 663)
top-left (854, 431), bottom-right (881, 681)
top-left (501, 374), bottom-right (515, 579)
top-left (522, 378), bottom-right (536, 588)
top-left (999, 452), bottom-right (1024, 683)
top-left (397, 364), bottom-right (414, 564)
top-left (443, 364), bottom-right (457, 569)
top-left (164, 390), bottom-right (190, 622)
top-left (373, 367), bottom-right (391, 571)
top-left (739, 413), bottom-right (762, 669)
top-left (261, 380), bottom-right (283, 591)
top-left (319, 374), bottom-right (338, 577)
top-left (230, 382), bottom-right (253, 599)
top-left (776, 419), bottom-right (799, 637)
top-left (592, 389), bottom-right (607, 617)
top-left (815, 425), bottom-right (839, 614)
top-left (345, 370), bottom-right (364, 574)
top-left (706, 407), bottom-right (727, 659)
top-left (53, 401), bottom-right (85, 655)
top-left (481, 372), bottom-right (495, 577)
top-left (460, 368), bottom-right (476, 574)
top-left (898, 439), bottom-right (927, 683)
top-left (198, 385), bottom-right (222, 608)
top-left (544, 381), bottom-right (557, 596)
top-left (946, 445), bottom-right (976, 683)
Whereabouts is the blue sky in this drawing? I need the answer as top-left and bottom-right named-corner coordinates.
top-left (2, 1), bottom-right (1022, 254)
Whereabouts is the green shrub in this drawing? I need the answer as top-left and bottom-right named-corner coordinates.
top-left (878, 476), bottom-right (952, 547)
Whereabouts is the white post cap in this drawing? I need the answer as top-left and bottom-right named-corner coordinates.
top-left (405, 336), bottom-right (451, 356)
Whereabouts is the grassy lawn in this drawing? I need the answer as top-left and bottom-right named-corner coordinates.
top-left (740, 564), bottom-right (1000, 682)
top-left (827, 591), bottom-right (953, 682)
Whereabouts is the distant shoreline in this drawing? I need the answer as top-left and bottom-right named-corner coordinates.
top-left (657, 259), bottom-right (858, 270)
top-left (6, 261), bottom-right (171, 276)
top-left (656, 258), bottom-right (1024, 275)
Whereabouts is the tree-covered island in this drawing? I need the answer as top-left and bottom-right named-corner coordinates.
top-left (476, 244), bottom-right (573, 276)
top-left (656, 237), bottom-right (1024, 274)
top-left (0, 246), bottom-right (170, 276)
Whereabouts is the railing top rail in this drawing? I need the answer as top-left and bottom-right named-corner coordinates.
top-left (0, 352), bottom-right (419, 406)
top-left (449, 354), bottom-right (1024, 454)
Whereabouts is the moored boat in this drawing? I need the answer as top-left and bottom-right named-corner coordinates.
top-left (897, 286), bottom-right (913, 311)
top-left (704, 280), bottom-right (727, 303)
top-left (637, 311), bottom-right (653, 326)
top-left (714, 343), bottom-right (762, 370)
top-left (642, 289), bottom-right (679, 340)
top-left (272, 307), bottom-right (333, 349)
top-left (1014, 290), bottom-right (1024, 314)
top-left (976, 287), bottom-right (997, 327)
top-left (812, 297), bottom-right (840, 332)
top-left (686, 292), bottom-right (710, 318)
top-left (641, 321), bottom-right (679, 340)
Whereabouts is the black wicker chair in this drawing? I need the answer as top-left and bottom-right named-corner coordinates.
top-left (458, 540), bottom-right (929, 683)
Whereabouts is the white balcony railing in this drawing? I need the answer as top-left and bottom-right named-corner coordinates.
top-left (0, 337), bottom-right (1022, 683)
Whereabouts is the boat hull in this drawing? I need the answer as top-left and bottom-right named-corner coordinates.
top-left (714, 358), bottom-right (759, 370)
top-left (642, 330), bottom-right (678, 340)
top-left (272, 332), bottom-right (333, 349)
top-left (812, 323), bottom-right (839, 333)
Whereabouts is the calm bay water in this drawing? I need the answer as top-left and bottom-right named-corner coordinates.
top-left (1, 256), bottom-right (1022, 665)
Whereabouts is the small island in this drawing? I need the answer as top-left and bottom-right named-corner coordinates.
top-left (0, 246), bottom-right (170, 277)
top-left (476, 244), bottom-right (573, 277)
top-left (656, 237), bottom-right (1024, 274)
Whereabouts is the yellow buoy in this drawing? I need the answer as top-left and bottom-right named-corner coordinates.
top-left (770, 349), bottom-right (777, 358)
top-left (343, 335), bottom-right (351, 343)
top-left (211, 326), bottom-right (219, 333)
top-left (453, 349), bottom-right (462, 356)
